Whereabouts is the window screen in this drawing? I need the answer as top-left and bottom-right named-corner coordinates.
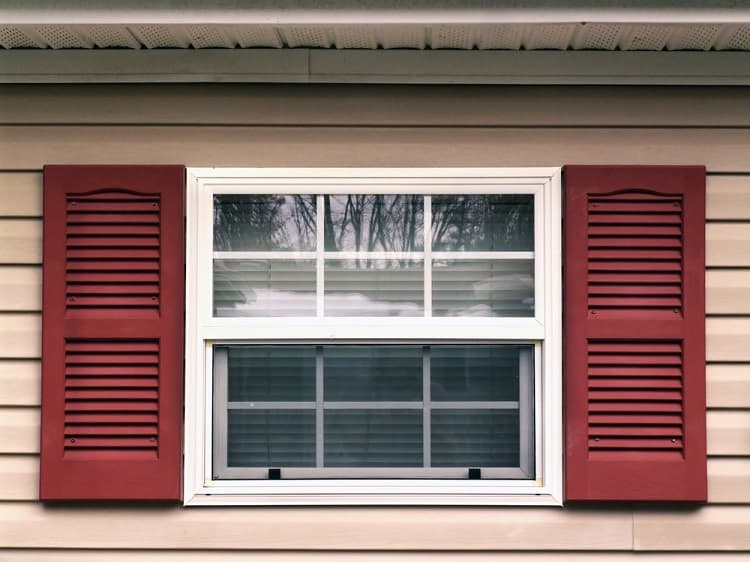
top-left (213, 344), bottom-right (535, 479)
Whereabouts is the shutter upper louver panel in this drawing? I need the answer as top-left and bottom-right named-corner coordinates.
top-left (587, 192), bottom-right (683, 318)
top-left (42, 165), bottom-right (184, 501)
top-left (565, 166), bottom-right (706, 502)
top-left (66, 192), bottom-right (161, 314)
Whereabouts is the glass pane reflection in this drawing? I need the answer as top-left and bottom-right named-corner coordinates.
top-left (325, 259), bottom-right (424, 317)
top-left (324, 195), bottom-right (424, 252)
top-left (432, 195), bottom-right (533, 252)
top-left (214, 194), bottom-right (317, 251)
top-left (432, 259), bottom-right (534, 317)
top-left (213, 259), bottom-right (316, 317)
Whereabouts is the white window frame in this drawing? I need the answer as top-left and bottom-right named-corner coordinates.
top-left (184, 167), bottom-right (563, 506)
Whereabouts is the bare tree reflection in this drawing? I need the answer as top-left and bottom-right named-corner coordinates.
top-left (324, 195), bottom-right (423, 254)
top-left (432, 195), bottom-right (533, 252)
top-left (214, 195), bottom-right (317, 251)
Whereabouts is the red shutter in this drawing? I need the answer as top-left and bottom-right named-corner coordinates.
top-left (41, 165), bottom-right (185, 501)
top-left (564, 165), bottom-right (706, 502)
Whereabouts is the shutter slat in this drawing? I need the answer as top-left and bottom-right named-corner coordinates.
top-left (589, 413), bottom-right (684, 425)
top-left (67, 224), bottom-right (161, 236)
top-left (588, 225), bottom-right (682, 236)
top-left (67, 213), bottom-right (160, 224)
top-left (42, 165), bottom-right (184, 501)
top-left (66, 377), bottom-right (159, 388)
top-left (588, 213), bottom-right (682, 224)
top-left (65, 412), bottom-right (159, 424)
top-left (589, 378), bottom-right (683, 389)
top-left (565, 165), bottom-right (706, 502)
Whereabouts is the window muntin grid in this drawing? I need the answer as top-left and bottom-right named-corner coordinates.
top-left (211, 194), bottom-right (535, 319)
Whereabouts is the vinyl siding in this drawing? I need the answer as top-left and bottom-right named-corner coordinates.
top-left (0, 84), bottom-right (748, 557)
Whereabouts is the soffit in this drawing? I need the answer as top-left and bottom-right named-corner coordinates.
top-left (3, 23), bottom-right (750, 50)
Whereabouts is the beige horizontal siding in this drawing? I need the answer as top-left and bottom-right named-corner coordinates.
top-left (634, 506), bottom-right (750, 551)
top-left (0, 360), bottom-right (39, 406)
top-left (0, 314), bottom-right (40, 359)
top-left (1, 85), bottom-right (750, 128)
top-left (3, 552), bottom-right (750, 562)
top-left (707, 175), bottom-right (750, 220)
top-left (0, 266), bottom-right (41, 311)
top-left (0, 503), bottom-right (632, 550)
top-left (707, 318), bottom-right (750, 362)
top-left (3, 127), bottom-right (750, 172)
top-left (706, 411), bottom-right (750, 456)
top-left (707, 365), bottom-right (750, 408)
top-left (0, 86), bottom-right (749, 557)
top-left (0, 219), bottom-right (41, 264)
top-left (0, 408), bottom-right (38, 454)
top-left (707, 270), bottom-right (750, 315)
top-left (707, 224), bottom-right (750, 267)
top-left (0, 456), bottom-right (37, 500)
top-left (3, 455), bottom-right (746, 505)
top-left (708, 458), bottom-right (750, 504)
top-left (0, 173), bottom-right (41, 217)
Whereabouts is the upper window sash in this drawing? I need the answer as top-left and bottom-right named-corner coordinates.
top-left (189, 169), bottom-right (558, 341)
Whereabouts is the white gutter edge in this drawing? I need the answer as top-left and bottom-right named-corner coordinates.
top-left (3, 9), bottom-right (750, 25)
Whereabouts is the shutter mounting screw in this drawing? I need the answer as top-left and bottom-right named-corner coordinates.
top-left (150, 437), bottom-right (156, 442)
top-left (673, 308), bottom-right (679, 313)
top-left (671, 438), bottom-right (677, 443)
top-left (594, 437), bottom-right (600, 441)
top-left (590, 310), bottom-right (597, 315)
top-left (70, 438), bottom-right (75, 443)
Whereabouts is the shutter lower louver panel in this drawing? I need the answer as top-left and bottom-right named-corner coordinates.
top-left (565, 165), bottom-right (706, 502)
top-left (587, 340), bottom-right (684, 458)
top-left (64, 340), bottom-right (160, 459)
top-left (42, 165), bottom-right (184, 501)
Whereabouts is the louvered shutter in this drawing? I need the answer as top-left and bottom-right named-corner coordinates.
top-left (564, 166), bottom-right (706, 502)
top-left (41, 165), bottom-right (184, 501)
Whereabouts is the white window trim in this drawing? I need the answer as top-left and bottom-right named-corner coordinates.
top-left (184, 167), bottom-right (563, 506)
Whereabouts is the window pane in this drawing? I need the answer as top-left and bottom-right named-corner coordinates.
top-left (227, 409), bottom-right (315, 467)
top-left (324, 410), bottom-right (423, 467)
top-left (213, 259), bottom-right (316, 317)
top-left (432, 194), bottom-right (533, 251)
top-left (213, 194), bottom-right (317, 251)
top-left (431, 345), bottom-right (526, 402)
top-left (324, 346), bottom-right (422, 401)
top-left (227, 346), bottom-right (315, 402)
top-left (325, 259), bottom-right (424, 316)
top-left (431, 410), bottom-right (519, 467)
top-left (324, 195), bottom-right (424, 252)
top-left (432, 259), bottom-right (534, 317)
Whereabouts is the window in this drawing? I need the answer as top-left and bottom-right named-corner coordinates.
top-left (184, 168), bottom-right (562, 505)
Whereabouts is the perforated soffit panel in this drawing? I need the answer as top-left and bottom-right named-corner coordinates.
top-left (2, 23), bottom-right (750, 50)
